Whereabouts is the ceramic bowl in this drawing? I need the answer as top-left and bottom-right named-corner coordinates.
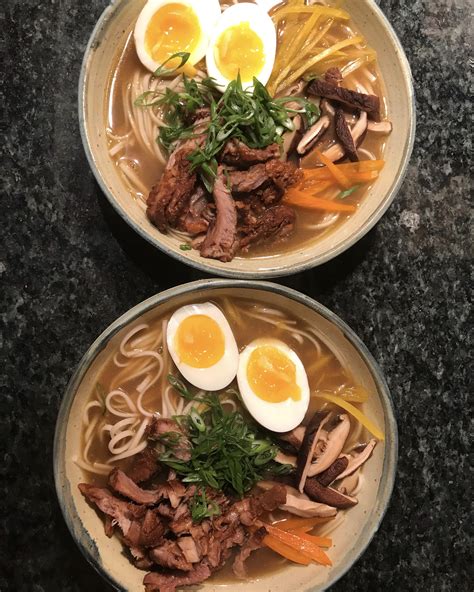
top-left (79, 0), bottom-right (415, 278)
top-left (54, 279), bottom-right (397, 591)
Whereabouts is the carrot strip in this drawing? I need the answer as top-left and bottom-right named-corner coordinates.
top-left (303, 160), bottom-right (385, 177)
top-left (290, 530), bottom-right (332, 548)
top-left (300, 180), bottom-right (334, 192)
top-left (285, 189), bottom-right (357, 213)
top-left (274, 516), bottom-right (334, 532)
top-left (313, 150), bottom-right (352, 189)
top-left (263, 535), bottom-right (311, 565)
top-left (289, 525), bottom-right (314, 534)
top-left (303, 172), bottom-right (379, 185)
top-left (264, 524), bottom-right (333, 566)
top-left (315, 392), bottom-right (385, 440)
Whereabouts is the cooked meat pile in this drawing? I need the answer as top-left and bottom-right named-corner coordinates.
top-left (146, 68), bottom-right (388, 262)
top-left (79, 440), bottom-right (286, 592)
top-left (147, 135), bottom-right (302, 262)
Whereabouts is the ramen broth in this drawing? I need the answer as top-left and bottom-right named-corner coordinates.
top-left (79, 294), bottom-right (371, 581)
top-left (105, 1), bottom-right (388, 257)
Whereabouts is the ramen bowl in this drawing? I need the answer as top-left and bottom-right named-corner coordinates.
top-left (79, 0), bottom-right (414, 278)
top-left (54, 279), bottom-right (397, 591)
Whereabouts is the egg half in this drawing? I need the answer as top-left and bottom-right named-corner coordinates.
top-left (237, 338), bottom-right (310, 432)
top-left (134, 0), bottom-right (221, 73)
top-left (167, 302), bottom-right (239, 391)
top-left (206, 2), bottom-right (277, 90)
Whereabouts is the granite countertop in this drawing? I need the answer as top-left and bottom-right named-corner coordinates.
top-left (1, 0), bottom-right (471, 590)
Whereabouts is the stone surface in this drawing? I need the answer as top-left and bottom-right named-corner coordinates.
top-left (1, 0), bottom-right (471, 590)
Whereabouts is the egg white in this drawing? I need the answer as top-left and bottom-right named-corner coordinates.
top-left (167, 302), bottom-right (239, 391)
top-left (237, 338), bottom-right (310, 432)
top-left (134, 0), bottom-right (222, 73)
top-left (205, 2), bottom-right (277, 90)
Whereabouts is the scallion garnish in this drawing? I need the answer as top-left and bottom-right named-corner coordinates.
top-left (161, 378), bottom-right (292, 498)
top-left (338, 184), bottom-right (360, 199)
top-left (135, 55), bottom-right (320, 188)
top-left (189, 488), bottom-right (221, 522)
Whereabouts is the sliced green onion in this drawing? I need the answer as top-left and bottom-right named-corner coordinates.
top-left (190, 409), bottom-right (206, 432)
top-left (338, 184), bottom-right (360, 199)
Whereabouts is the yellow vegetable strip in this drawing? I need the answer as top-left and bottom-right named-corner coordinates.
top-left (338, 387), bottom-right (370, 403)
top-left (283, 35), bottom-right (364, 91)
top-left (286, 10), bottom-right (321, 65)
top-left (271, 19), bottom-right (304, 88)
top-left (315, 392), bottom-right (385, 440)
top-left (272, 19), bottom-right (334, 93)
top-left (303, 19), bottom-right (334, 52)
top-left (272, 6), bottom-right (350, 22)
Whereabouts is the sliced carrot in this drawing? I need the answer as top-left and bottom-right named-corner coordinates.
top-left (264, 523), bottom-right (333, 566)
top-left (284, 189), bottom-right (357, 213)
top-left (289, 525), bottom-right (314, 534)
top-left (263, 535), bottom-right (311, 565)
top-left (303, 160), bottom-right (385, 176)
top-left (290, 529), bottom-right (332, 548)
top-left (313, 150), bottom-right (352, 189)
top-left (304, 171), bottom-right (379, 184)
top-left (300, 179), bottom-right (334, 193)
top-left (273, 516), bottom-right (334, 532)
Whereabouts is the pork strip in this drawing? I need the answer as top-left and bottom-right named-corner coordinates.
top-left (126, 446), bottom-right (160, 484)
top-left (240, 205), bottom-right (296, 249)
top-left (147, 144), bottom-right (197, 232)
top-left (147, 417), bottom-right (192, 462)
top-left (200, 170), bottom-right (239, 262)
top-left (221, 139), bottom-right (280, 167)
top-left (109, 469), bottom-right (160, 506)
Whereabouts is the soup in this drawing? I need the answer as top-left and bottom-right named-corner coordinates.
top-left (105, 0), bottom-right (391, 263)
top-left (75, 294), bottom-right (384, 591)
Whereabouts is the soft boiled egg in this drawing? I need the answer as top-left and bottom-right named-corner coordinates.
top-left (167, 302), bottom-right (238, 391)
top-left (206, 2), bottom-right (276, 90)
top-left (134, 0), bottom-right (221, 73)
top-left (237, 338), bottom-right (310, 432)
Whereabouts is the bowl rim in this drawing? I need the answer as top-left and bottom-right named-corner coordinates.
top-left (78, 0), bottom-right (416, 279)
top-left (54, 279), bottom-right (398, 591)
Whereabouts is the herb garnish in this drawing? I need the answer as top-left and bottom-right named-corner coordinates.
top-left (189, 488), bottom-right (221, 522)
top-left (135, 52), bottom-right (320, 189)
top-left (179, 243), bottom-right (192, 251)
top-left (338, 185), bottom-right (360, 199)
top-left (160, 375), bottom-right (293, 498)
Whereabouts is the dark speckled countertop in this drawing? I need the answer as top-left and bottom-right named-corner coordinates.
top-left (1, 0), bottom-right (471, 590)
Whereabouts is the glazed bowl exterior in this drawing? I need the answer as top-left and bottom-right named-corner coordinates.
top-left (54, 279), bottom-right (398, 591)
top-left (79, 0), bottom-right (415, 278)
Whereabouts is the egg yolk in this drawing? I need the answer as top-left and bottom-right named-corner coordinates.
top-left (214, 22), bottom-right (265, 82)
top-left (247, 346), bottom-right (301, 403)
top-left (175, 314), bottom-right (225, 368)
top-left (145, 3), bottom-right (200, 64)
